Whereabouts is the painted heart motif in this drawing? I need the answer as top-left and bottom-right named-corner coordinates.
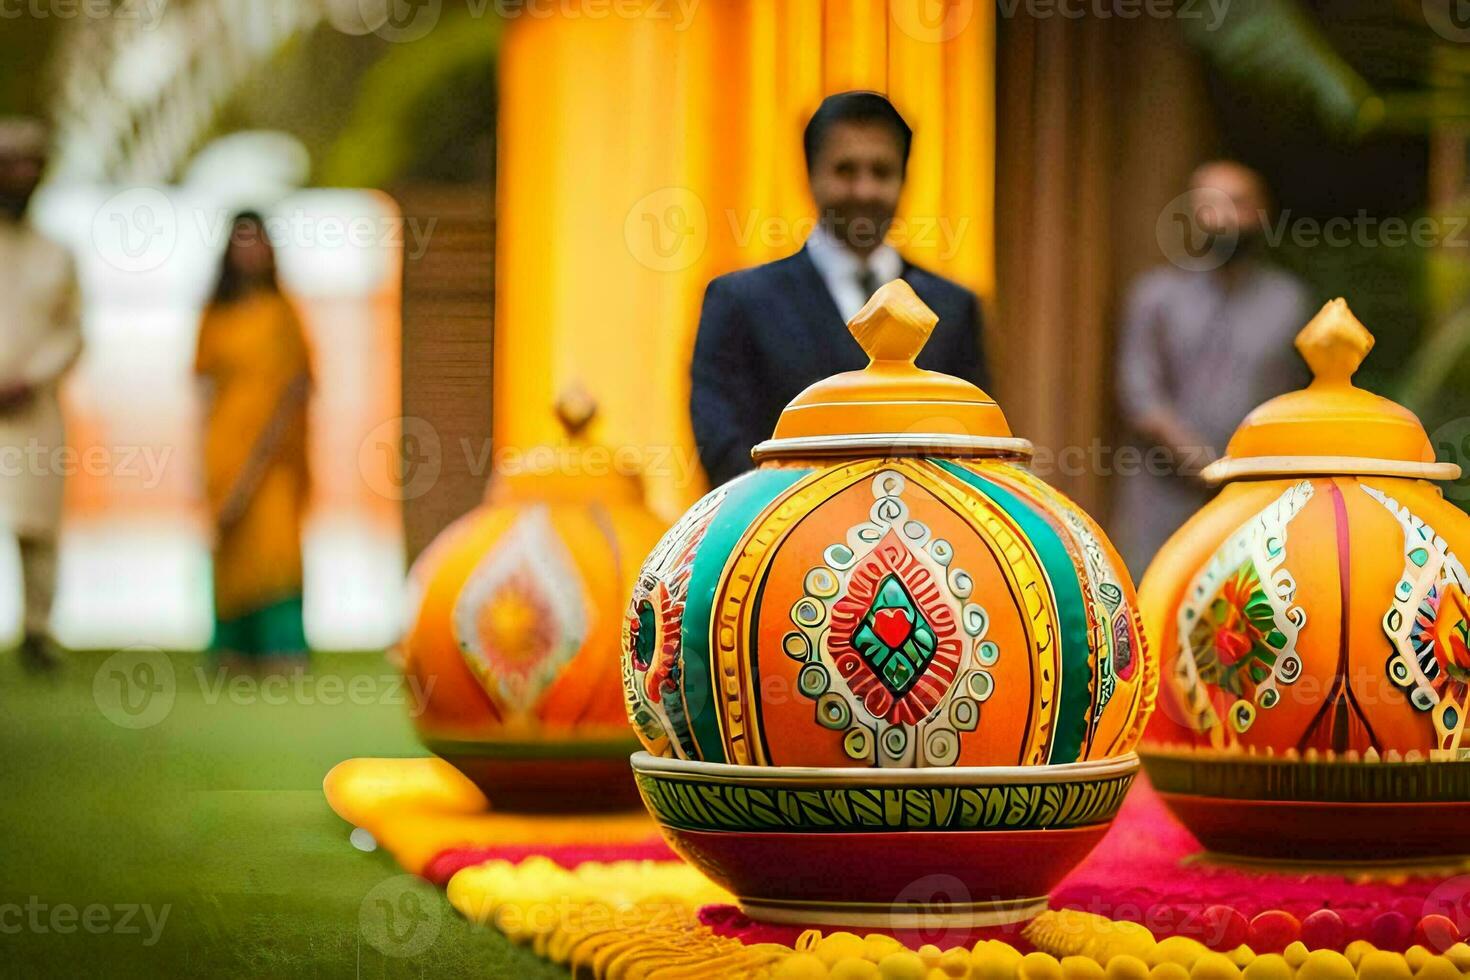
top-left (872, 607), bottom-right (912, 649)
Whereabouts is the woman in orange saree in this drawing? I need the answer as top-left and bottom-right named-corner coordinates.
top-left (195, 212), bottom-right (313, 666)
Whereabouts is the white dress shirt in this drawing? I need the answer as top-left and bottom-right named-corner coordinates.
top-left (802, 223), bottom-right (904, 323)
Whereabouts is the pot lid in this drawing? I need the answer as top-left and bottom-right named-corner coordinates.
top-left (1202, 298), bottom-right (1461, 485)
top-left (750, 279), bottom-right (1032, 463)
top-left (490, 386), bottom-right (646, 505)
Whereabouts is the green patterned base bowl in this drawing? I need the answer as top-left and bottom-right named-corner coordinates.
top-left (630, 751), bottom-right (1138, 927)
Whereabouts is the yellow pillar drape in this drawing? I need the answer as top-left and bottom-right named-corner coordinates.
top-left (495, 0), bottom-right (994, 517)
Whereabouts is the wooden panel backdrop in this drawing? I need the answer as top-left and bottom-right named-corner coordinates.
top-left (995, 13), bottom-right (1216, 519)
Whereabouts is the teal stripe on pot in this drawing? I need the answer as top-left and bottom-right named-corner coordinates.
top-left (680, 467), bottom-right (810, 764)
top-left (935, 460), bottom-right (1093, 764)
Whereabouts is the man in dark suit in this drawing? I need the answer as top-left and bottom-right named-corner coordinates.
top-left (690, 91), bottom-right (990, 486)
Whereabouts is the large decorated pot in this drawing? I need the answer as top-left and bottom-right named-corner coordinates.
top-left (621, 281), bottom-right (1154, 926)
top-left (1140, 299), bottom-right (1470, 860)
top-left (401, 394), bottom-right (667, 810)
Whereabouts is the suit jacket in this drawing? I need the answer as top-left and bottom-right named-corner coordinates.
top-left (690, 247), bottom-right (990, 486)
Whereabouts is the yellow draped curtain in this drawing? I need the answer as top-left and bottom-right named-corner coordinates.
top-left (494, 0), bottom-right (995, 516)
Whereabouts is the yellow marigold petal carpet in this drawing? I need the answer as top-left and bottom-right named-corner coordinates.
top-left (324, 758), bottom-right (1470, 979)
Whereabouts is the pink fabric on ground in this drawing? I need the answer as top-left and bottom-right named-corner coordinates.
top-left (1050, 778), bottom-right (1467, 950)
top-left (420, 775), bottom-right (1470, 949)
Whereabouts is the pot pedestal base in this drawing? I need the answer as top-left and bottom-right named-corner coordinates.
top-left (426, 737), bottom-right (644, 813)
top-left (737, 895), bottom-right (1050, 929)
top-left (1158, 791), bottom-right (1470, 863)
top-left (660, 824), bottom-right (1110, 931)
top-left (1144, 751), bottom-right (1470, 862)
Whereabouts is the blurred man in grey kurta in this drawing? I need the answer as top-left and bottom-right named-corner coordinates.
top-left (1113, 161), bottom-right (1311, 576)
top-left (0, 119), bottom-right (81, 668)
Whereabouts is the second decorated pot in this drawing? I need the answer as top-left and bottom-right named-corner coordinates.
top-left (401, 394), bottom-right (667, 810)
top-left (1140, 300), bottom-right (1470, 861)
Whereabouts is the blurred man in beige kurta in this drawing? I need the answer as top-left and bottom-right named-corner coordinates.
top-left (1113, 161), bottom-right (1310, 577)
top-left (0, 119), bottom-right (81, 667)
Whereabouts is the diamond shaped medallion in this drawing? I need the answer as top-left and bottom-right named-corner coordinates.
top-left (850, 574), bottom-right (938, 698)
top-left (453, 507), bottom-right (588, 716)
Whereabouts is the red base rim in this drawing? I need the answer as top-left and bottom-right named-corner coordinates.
top-left (1157, 791), bottom-right (1470, 862)
top-left (658, 823), bottom-right (1112, 927)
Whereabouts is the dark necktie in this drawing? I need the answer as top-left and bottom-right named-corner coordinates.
top-left (858, 267), bottom-right (880, 303)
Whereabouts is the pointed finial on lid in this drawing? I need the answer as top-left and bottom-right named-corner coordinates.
top-left (492, 383), bottom-right (645, 504)
top-left (1202, 296), bottom-right (1459, 484)
top-left (1295, 298), bottom-right (1374, 387)
top-left (755, 277), bottom-right (1026, 458)
top-left (554, 383), bottom-right (597, 440)
top-left (849, 279), bottom-right (938, 364)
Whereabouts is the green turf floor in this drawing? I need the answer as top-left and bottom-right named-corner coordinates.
top-left (0, 649), bottom-right (568, 978)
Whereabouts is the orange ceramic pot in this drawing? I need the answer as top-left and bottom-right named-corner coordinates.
top-left (1140, 300), bottom-right (1470, 860)
top-left (621, 282), bottom-right (1155, 925)
top-left (402, 401), bottom-right (667, 811)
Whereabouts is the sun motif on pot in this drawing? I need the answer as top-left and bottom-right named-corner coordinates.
top-left (1189, 562), bottom-right (1285, 697)
top-left (475, 578), bottom-right (555, 668)
top-left (452, 506), bottom-right (589, 718)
